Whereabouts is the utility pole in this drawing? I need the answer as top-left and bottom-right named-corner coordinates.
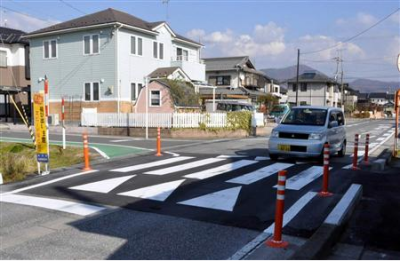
top-left (334, 51), bottom-right (344, 110)
top-left (295, 49), bottom-right (300, 106)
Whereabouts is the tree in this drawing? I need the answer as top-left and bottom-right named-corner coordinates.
top-left (257, 94), bottom-right (279, 114)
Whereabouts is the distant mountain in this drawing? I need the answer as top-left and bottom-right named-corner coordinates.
top-left (349, 79), bottom-right (399, 93)
top-left (261, 64), bottom-right (325, 82)
top-left (261, 65), bottom-right (400, 93)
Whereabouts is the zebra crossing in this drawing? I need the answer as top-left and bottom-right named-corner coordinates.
top-left (36, 154), bottom-right (339, 214)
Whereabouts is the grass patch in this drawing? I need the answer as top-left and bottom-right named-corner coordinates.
top-left (0, 142), bottom-right (98, 183)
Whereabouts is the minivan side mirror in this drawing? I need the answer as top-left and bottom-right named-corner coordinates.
top-left (329, 121), bottom-right (339, 128)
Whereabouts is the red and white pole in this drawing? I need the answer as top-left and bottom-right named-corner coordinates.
top-left (156, 127), bottom-right (162, 156)
top-left (319, 143), bottom-right (333, 197)
top-left (352, 134), bottom-right (360, 170)
top-left (266, 170), bottom-right (289, 248)
top-left (364, 134), bottom-right (370, 165)
top-left (44, 76), bottom-right (50, 174)
top-left (62, 97), bottom-right (66, 149)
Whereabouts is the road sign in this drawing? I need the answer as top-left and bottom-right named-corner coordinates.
top-left (33, 93), bottom-right (49, 163)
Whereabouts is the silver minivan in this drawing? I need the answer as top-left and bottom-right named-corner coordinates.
top-left (268, 106), bottom-right (346, 160)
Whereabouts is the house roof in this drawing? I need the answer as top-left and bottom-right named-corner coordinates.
top-left (369, 92), bottom-right (388, 99)
top-left (286, 71), bottom-right (336, 84)
top-left (148, 67), bottom-right (181, 78)
top-left (0, 26), bottom-right (28, 44)
top-left (199, 86), bottom-right (266, 97)
top-left (25, 8), bottom-right (201, 46)
top-left (203, 56), bottom-right (251, 71)
top-left (153, 79), bottom-right (200, 108)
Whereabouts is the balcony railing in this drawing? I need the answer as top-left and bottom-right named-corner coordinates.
top-left (171, 55), bottom-right (204, 64)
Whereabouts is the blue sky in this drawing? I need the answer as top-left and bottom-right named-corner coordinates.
top-left (1, 0), bottom-right (399, 83)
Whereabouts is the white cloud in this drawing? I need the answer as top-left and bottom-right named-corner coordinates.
top-left (2, 11), bottom-right (60, 33)
top-left (336, 12), bottom-right (378, 27)
top-left (188, 22), bottom-right (286, 58)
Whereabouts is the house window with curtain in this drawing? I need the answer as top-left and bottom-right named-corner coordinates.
top-left (44, 39), bottom-right (57, 59)
top-left (83, 35), bottom-right (100, 55)
top-left (84, 82), bottom-right (100, 101)
top-left (151, 90), bottom-right (161, 106)
top-left (159, 43), bottom-right (164, 59)
top-left (292, 83), bottom-right (297, 92)
top-left (153, 42), bottom-right (158, 58)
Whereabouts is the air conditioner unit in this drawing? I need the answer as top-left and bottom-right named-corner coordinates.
top-left (48, 114), bottom-right (59, 126)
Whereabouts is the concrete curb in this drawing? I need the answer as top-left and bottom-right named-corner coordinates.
top-left (290, 184), bottom-right (363, 260)
top-left (371, 149), bottom-right (393, 171)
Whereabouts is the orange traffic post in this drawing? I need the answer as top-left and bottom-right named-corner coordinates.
top-left (352, 134), bottom-right (360, 170)
top-left (319, 143), bottom-right (333, 197)
top-left (82, 133), bottom-right (91, 171)
top-left (156, 127), bottom-right (162, 156)
top-left (364, 134), bottom-right (370, 165)
top-left (266, 170), bottom-right (289, 248)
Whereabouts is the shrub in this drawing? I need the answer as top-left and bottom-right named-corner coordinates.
top-left (1, 153), bottom-right (28, 183)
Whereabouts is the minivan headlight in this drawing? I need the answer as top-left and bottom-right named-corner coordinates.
top-left (309, 133), bottom-right (325, 140)
top-left (271, 130), bottom-right (279, 138)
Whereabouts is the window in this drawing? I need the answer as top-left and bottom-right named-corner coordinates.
top-left (131, 83), bottom-right (137, 101)
top-left (300, 83), bottom-right (307, 92)
top-left (138, 83), bottom-right (143, 93)
top-left (44, 39), bottom-right (57, 59)
top-left (159, 43), bottom-right (164, 59)
top-left (151, 90), bottom-right (161, 106)
top-left (274, 87), bottom-right (279, 93)
top-left (209, 76), bottom-right (231, 86)
top-left (131, 37), bottom-right (136, 55)
top-left (176, 47), bottom-right (189, 61)
top-left (0, 51), bottom-right (7, 67)
top-left (292, 83), bottom-right (297, 92)
top-left (138, 38), bottom-right (143, 56)
top-left (83, 35), bottom-right (100, 55)
top-left (300, 101), bottom-right (308, 106)
top-left (84, 82), bottom-right (100, 101)
top-left (153, 42), bottom-right (158, 58)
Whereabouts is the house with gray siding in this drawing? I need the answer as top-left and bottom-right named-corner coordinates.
top-left (286, 71), bottom-right (340, 107)
top-left (25, 8), bottom-right (205, 120)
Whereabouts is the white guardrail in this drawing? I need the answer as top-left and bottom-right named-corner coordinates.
top-left (81, 112), bottom-right (265, 128)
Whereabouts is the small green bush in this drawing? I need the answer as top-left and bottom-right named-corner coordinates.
top-left (1, 153), bottom-right (28, 182)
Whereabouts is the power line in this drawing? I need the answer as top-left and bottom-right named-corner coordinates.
top-left (59, 0), bottom-right (86, 15)
top-left (0, 5), bottom-right (53, 22)
top-left (8, 0), bottom-right (60, 21)
top-left (302, 7), bottom-right (400, 55)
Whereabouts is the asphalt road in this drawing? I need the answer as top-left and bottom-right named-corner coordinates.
top-left (0, 119), bottom-right (396, 259)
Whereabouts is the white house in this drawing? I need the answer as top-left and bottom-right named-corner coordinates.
top-left (287, 71), bottom-right (340, 107)
top-left (25, 8), bottom-right (205, 119)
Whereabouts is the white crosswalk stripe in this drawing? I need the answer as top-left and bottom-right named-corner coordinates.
top-left (226, 163), bottom-right (293, 185)
top-left (118, 179), bottom-right (186, 201)
top-left (69, 175), bottom-right (136, 193)
top-left (144, 158), bottom-right (225, 175)
top-left (281, 166), bottom-right (332, 190)
top-left (178, 186), bottom-right (242, 211)
top-left (183, 160), bottom-right (257, 180)
top-left (110, 156), bottom-right (194, 172)
top-left (255, 156), bottom-right (270, 161)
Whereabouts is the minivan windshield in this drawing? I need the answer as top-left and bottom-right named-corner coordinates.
top-left (281, 108), bottom-right (327, 126)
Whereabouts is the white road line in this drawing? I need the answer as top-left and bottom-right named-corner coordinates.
top-left (110, 156), bottom-right (194, 173)
top-left (282, 166), bottom-right (332, 191)
top-left (118, 179), bottom-right (185, 201)
top-left (109, 139), bottom-right (132, 143)
top-left (177, 186), bottom-right (242, 211)
top-left (69, 175), bottom-right (136, 193)
top-left (1, 170), bottom-right (98, 195)
top-left (217, 155), bottom-right (246, 159)
top-left (184, 160), bottom-right (257, 180)
top-left (255, 156), bottom-right (270, 161)
top-left (226, 163), bottom-right (293, 185)
top-left (164, 151), bottom-right (180, 157)
top-left (377, 137), bottom-right (385, 141)
top-left (144, 158), bottom-right (225, 175)
top-left (325, 184), bottom-right (362, 225)
top-left (0, 194), bottom-right (105, 216)
top-left (264, 191), bottom-right (317, 233)
top-left (91, 146), bottom-right (110, 159)
top-left (383, 133), bottom-right (391, 136)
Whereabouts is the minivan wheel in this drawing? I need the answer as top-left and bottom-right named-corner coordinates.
top-left (338, 140), bottom-right (346, 157)
top-left (269, 154), bottom-right (279, 161)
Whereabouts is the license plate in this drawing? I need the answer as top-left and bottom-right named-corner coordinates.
top-left (278, 144), bottom-right (291, 152)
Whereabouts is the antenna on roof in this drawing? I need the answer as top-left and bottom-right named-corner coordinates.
top-left (162, 0), bottom-right (169, 22)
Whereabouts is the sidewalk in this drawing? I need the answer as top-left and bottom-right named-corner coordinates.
top-left (328, 158), bottom-right (400, 259)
